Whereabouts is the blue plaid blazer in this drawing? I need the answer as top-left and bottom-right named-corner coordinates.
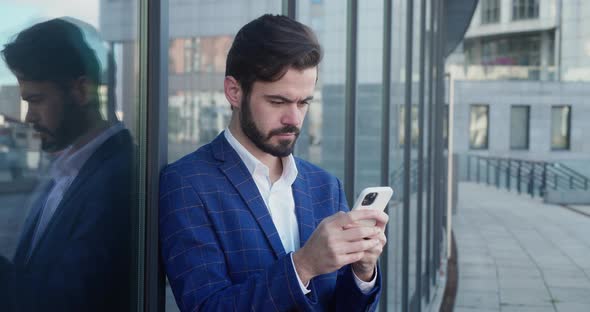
top-left (160, 132), bottom-right (381, 311)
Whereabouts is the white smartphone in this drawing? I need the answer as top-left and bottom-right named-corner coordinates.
top-left (351, 186), bottom-right (394, 226)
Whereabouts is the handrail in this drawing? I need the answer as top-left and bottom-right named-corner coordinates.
top-left (465, 154), bottom-right (589, 198)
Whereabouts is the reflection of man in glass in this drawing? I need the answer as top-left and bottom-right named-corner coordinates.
top-left (0, 18), bottom-right (132, 311)
top-left (160, 15), bottom-right (388, 311)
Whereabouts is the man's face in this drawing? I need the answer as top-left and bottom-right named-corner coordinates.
top-left (19, 79), bottom-right (83, 152)
top-left (239, 67), bottom-right (316, 157)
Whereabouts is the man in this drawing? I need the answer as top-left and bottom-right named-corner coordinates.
top-left (160, 14), bottom-right (389, 311)
top-left (0, 18), bottom-right (133, 311)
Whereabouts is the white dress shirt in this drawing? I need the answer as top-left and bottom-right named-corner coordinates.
top-left (224, 129), bottom-right (376, 295)
top-left (29, 123), bottom-right (125, 252)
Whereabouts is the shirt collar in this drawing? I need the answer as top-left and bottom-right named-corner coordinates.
top-left (49, 123), bottom-right (125, 179)
top-left (224, 128), bottom-right (298, 186)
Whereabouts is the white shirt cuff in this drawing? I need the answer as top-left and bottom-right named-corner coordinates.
top-left (290, 252), bottom-right (311, 295)
top-left (352, 266), bottom-right (377, 294)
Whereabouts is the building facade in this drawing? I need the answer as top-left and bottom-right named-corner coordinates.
top-left (448, 0), bottom-right (590, 168)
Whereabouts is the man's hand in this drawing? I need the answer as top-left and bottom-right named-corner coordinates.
top-left (346, 211), bottom-right (389, 281)
top-left (292, 209), bottom-right (388, 285)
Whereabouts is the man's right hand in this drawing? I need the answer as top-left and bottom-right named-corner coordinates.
top-left (292, 209), bottom-right (387, 285)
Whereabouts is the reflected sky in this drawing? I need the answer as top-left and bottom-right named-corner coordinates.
top-left (0, 1), bottom-right (99, 85)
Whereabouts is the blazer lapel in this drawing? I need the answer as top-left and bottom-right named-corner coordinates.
top-left (292, 165), bottom-right (314, 248)
top-left (13, 178), bottom-right (54, 265)
top-left (213, 133), bottom-right (286, 258)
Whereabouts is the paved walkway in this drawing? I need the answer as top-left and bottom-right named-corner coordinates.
top-left (453, 182), bottom-right (590, 312)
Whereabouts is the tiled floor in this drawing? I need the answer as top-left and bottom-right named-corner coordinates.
top-left (454, 182), bottom-right (590, 312)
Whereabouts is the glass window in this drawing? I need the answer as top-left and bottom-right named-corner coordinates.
top-left (469, 104), bottom-right (489, 149)
top-left (481, 0), bottom-right (500, 24)
top-left (355, 0), bottom-right (385, 194)
top-left (510, 105), bottom-right (530, 149)
top-left (551, 105), bottom-right (571, 150)
top-left (476, 33), bottom-right (542, 66)
top-left (399, 105), bottom-right (420, 147)
top-left (0, 1), bottom-right (142, 311)
top-left (165, 3), bottom-right (281, 311)
top-left (512, 0), bottom-right (539, 20)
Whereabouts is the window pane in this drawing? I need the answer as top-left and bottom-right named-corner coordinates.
top-left (0, 1), bottom-right (142, 311)
top-left (355, 0), bottom-right (384, 195)
top-left (481, 0), bottom-right (500, 24)
top-left (298, 0), bottom-right (348, 181)
top-left (551, 105), bottom-right (571, 150)
top-left (510, 105), bottom-right (530, 149)
top-left (165, 2), bottom-right (281, 311)
top-left (469, 104), bottom-right (489, 149)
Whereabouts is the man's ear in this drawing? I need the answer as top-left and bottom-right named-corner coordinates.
top-left (70, 76), bottom-right (94, 107)
top-left (224, 76), bottom-right (242, 110)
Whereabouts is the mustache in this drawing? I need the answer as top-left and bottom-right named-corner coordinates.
top-left (268, 125), bottom-right (300, 139)
top-left (33, 124), bottom-right (55, 138)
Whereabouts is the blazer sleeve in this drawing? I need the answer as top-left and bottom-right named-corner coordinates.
top-left (159, 168), bottom-right (318, 312)
top-left (332, 178), bottom-right (382, 312)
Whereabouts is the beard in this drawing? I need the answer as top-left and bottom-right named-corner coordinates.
top-left (239, 96), bottom-right (300, 158)
top-left (36, 96), bottom-right (86, 153)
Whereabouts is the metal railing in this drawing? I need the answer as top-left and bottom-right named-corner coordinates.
top-left (465, 154), bottom-right (589, 198)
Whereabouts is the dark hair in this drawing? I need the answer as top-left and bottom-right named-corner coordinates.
top-left (1, 18), bottom-right (101, 87)
top-left (225, 14), bottom-right (322, 98)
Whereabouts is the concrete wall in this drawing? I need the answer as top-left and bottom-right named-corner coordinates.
top-left (452, 80), bottom-right (590, 161)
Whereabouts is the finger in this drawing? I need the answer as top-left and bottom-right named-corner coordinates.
top-left (347, 209), bottom-right (389, 225)
top-left (342, 238), bottom-right (380, 254)
top-left (372, 211), bottom-right (389, 227)
top-left (340, 226), bottom-right (381, 242)
top-left (338, 251), bottom-right (365, 267)
top-left (331, 211), bottom-right (356, 227)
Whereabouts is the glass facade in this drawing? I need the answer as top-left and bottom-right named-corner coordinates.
top-left (0, 0), bottom-right (144, 310)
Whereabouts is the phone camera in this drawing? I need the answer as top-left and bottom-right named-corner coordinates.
top-left (361, 192), bottom-right (378, 206)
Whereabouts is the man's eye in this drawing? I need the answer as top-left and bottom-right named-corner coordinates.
top-left (270, 101), bottom-right (284, 105)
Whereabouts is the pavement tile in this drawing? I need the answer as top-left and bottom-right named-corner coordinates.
top-left (459, 277), bottom-right (499, 292)
top-left (499, 280), bottom-right (549, 292)
top-left (455, 290), bottom-right (500, 309)
top-left (499, 289), bottom-right (554, 307)
top-left (497, 267), bottom-right (542, 279)
top-left (549, 287), bottom-right (590, 304)
top-left (543, 268), bottom-right (588, 279)
top-left (500, 306), bottom-right (556, 312)
top-left (544, 277), bottom-right (590, 289)
top-left (453, 307), bottom-right (499, 312)
top-left (554, 302), bottom-right (590, 312)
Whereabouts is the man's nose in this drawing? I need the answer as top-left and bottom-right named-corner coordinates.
top-left (24, 108), bottom-right (36, 124)
top-left (281, 104), bottom-right (303, 126)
